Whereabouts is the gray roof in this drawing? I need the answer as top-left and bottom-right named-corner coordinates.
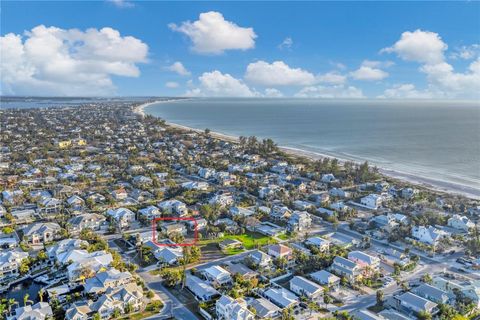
top-left (397, 292), bottom-right (437, 312)
top-left (412, 283), bottom-right (450, 303)
top-left (290, 276), bottom-right (322, 295)
top-left (264, 287), bottom-right (298, 308)
top-left (310, 270), bottom-right (340, 285)
top-left (186, 275), bottom-right (219, 300)
top-left (250, 298), bottom-right (280, 318)
top-left (333, 256), bottom-right (358, 269)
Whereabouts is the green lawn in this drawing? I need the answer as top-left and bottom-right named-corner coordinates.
top-left (277, 233), bottom-right (291, 240)
top-left (119, 310), bottom-right (158, 320)
top-left (198, 232), bottom-right (276, 250)
top-left (222, 232), bottom-right (276, 249)
top-left (224, 248), bottom-right (245, 255)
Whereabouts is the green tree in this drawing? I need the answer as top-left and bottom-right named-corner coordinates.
top-left (417, 311), bottom-right (432, 320)
top-left (376, 290), bottom-right (384, 306)
top-left (23, 293), bottom-right (29, 307)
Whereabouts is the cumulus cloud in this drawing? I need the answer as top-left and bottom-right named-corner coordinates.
top-left (166, 61), bottom-right (191, 76)
top-left (381, 29), bottom-right (447, 64)
top-left (185, 70), bottom-right (256, 97)
top-left (169, 11), bottom-right (256, 54)
top-left (350, 61), bottom-right (389, 81)
top-left (316, 71), bottom-right (346, 85)
top-left (384, 29), bottom-right (480, 99)
top-left (278, 37), bottom-right (293, 50)
top-left (165, 81), bottom-right (179, 88)
top-left (245, 60), bottom-right (315, 86)
top-left (295, 85), bottom-right (365, 98)
top-left (0, 25), bottom-right (148, 96)
top-left (378, 83), bottom-right (434, 99)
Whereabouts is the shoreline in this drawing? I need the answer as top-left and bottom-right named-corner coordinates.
top-left (134, 100), bottom-right (480, 200)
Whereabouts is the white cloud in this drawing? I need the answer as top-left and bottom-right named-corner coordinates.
top-left (420, 60), bottom-right (480, 97)
top-left (166, 61), bottom-right (191, 76)
top-left (0, 25), bottom-right (148, 96)
top-left (316, 71), bottom-right (346, 85)
top-left (278, 37), bottom-right (293, 50)
top-left (350, 61), bottom-right (389, 81)
top-left (169, 11), bottom-right (256, 54)
top-left (350, 66), bottom-right (389, 81)
top-left (107, 0), bottom-right (135, 8)
top-left (384, 30), bottom-right (480, 99)
top-left (378, 83), bottom-right (434, 99)
top-left (450, 44), bottom-right (480, 60)
top-left (185, 70), bottom-right (256, 97)
top-left (295, 85), bottom-right (365, 98)
top-left (165, 81), bottom-right (179, 88)
top-left (264, 88), bottom-right (284, 97)
top-left (245, 60), bottom-right (315, 86)
top-left (381, 29), bottom-right (447, 64)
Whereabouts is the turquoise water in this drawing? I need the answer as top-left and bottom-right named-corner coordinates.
top-left (145, 98), bottom-right (480, 196)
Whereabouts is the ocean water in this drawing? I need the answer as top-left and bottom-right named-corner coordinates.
top-left (145, 98), bottom-right (480, 196)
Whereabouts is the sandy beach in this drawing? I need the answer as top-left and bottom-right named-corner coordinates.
top-left (135, 101), bottom-right (480, 200)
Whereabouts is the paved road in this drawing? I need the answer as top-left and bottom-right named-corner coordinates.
top-left (138, 270), bottom-right (200, 320)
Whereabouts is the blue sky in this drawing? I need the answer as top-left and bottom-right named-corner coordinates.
top-left (1, 1), bottom-right (479, 99)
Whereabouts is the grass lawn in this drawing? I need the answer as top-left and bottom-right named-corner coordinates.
top-left (222, 232), bottom-right (276, 249)
top-left (224, 248), bottom-right (245, 255)
top-left (119, 310), bottom-right (158, 319)
top-left (198, 232), bottom-right (276, 250)
top-left (277, 233), bottom-right (291, 240)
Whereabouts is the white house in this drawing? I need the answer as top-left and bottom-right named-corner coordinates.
top-left (288, 211), bottom-right (312, 232)
top-left (290, 276), bottom-right (323, 298)
top-left (8, 302), bottom-right (53, 320)
top-left (310, 270), bottom-right (340, 289)
top-left (360, 194), bottom-right (383, 210)
top-left (138, 205), bottom-right (161, 220)
top-left (106, 208), bottom-right (135, 228)
top-left (263, 287), bottom-right (299, 308)
top-left (186, 274), bottom-right (219, 302)
top-left (216, 295), bottom-right (255, 320)
top-left (411, 226), bottom-right (450, 245)
top-left (305, 237), bottom-right (330, 252)
top-left (203, 265), bottom-right (232, 287)
top-left (448, 214), bottom-right (475, 232)
top-left (0, 250), bottom-right (29, 281)
top-left (158, 199), bottom-right (188, 216)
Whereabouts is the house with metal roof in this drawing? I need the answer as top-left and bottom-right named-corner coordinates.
top-left (263, 287), bottom-right (299, 308)
top-left (394, 292), bottom-right (439, 316)
top-left (290, 276), bottom-right (323, 299)
top-left (185, 274), bottom-right (220, 302)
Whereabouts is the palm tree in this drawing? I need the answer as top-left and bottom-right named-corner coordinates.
top-left (23, 293), bottom-right (32, 307)
top-left (8, 298), bottom-right (18, 315)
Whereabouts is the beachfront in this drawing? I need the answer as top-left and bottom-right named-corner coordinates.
top-left (135, 100), bottom-right (480, 200)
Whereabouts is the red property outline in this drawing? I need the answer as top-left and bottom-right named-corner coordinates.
top-left (151, 217), bottom-right (198, 247)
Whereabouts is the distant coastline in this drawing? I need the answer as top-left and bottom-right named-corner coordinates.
top-left (135, 100), bottom-right (480, 200)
